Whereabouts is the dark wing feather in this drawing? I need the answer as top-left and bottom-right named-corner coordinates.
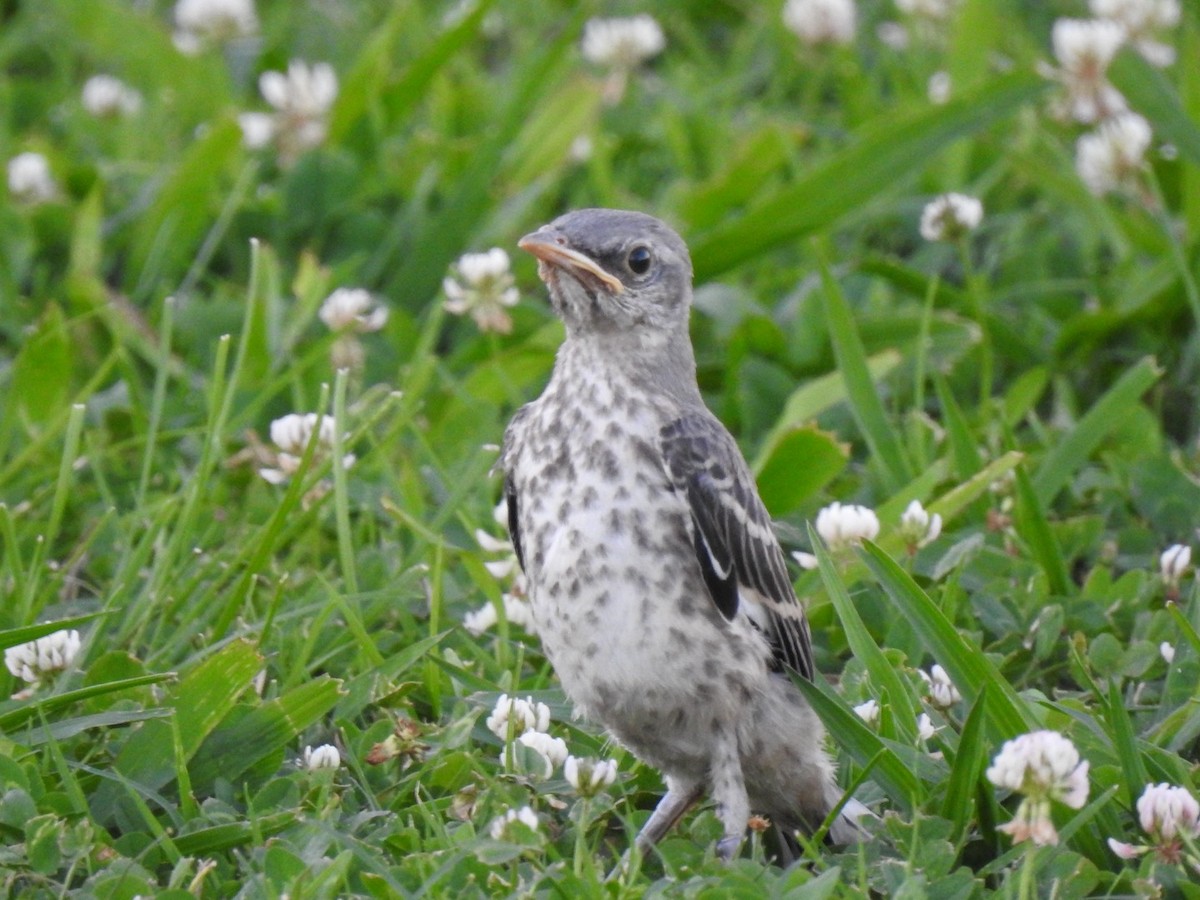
top-left (661, 413), bottom-right (815, 680)
top-left (498, 404), bottom-right (532, 575)
top-left (505, 473), bottom-right (525, 573)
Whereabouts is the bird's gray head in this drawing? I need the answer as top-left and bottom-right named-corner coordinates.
top-left (518, 208), bottom-right (693, 340)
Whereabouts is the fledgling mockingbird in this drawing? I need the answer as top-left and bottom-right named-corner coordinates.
top-left (500, 208), bottom-right (862, 859)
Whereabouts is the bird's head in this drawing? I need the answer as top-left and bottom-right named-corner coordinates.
top-left (518, 208), bottom-right (693, 339)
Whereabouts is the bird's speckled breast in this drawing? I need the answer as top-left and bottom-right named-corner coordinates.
top-left (509, 344), bottom-right (767, 769)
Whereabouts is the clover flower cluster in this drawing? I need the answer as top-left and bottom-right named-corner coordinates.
top-left (1108, 782), bottom-right (1200, 869)
top-left (919, 193), bottom-right (983, 243)
top-left (1037, 2), bottom-right (1180, 197)
top-left (81, 75), bottom-right (142, 118)
top-left (259, 413), bottom-right (355, 486)
top-left (987, 730), bottom-right (1090, 846)
top-left (800, 499), bottom-right (943, 563)
top-left (5, 629), bottom-right (82, 686)
top-left (318, 288), bottom-right (389, 370)
top-left (7, 152), bottom-right (58, 205)
top-left (855, 663), bottom-right (956, 746)
top-left (299, 743), bottom-right (341, 772)
top-left (1160, 543), bottom-right (1191, 596)
top-left (485, 694), bottom-right (618, 802)
top-left (443, 248), bottom-right (521, 334)
top-left (464, 500), bottom-right (536, 636)
top-left (782, 0), bottom-right (857, 48)
top-left (173, 0), bottom-right (258, 53)
top-left (239, 60), bottom-right (338, 167)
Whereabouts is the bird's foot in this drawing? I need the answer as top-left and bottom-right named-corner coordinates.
top-left (715, 833), bottom-right (743, 861)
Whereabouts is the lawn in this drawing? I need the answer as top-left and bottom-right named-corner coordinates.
top-left (2, 0), bottom-right (1199, 896)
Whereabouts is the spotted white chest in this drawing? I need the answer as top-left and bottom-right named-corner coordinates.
top-left (507, 353), bottom-right (769, 735)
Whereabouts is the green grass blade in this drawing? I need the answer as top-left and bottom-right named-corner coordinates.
top-left (1013, 465), bottom-right (1072, 597)
top-left (0, 611), bottom-right (114, 651)
top-left (790, 673), bottom-right (920, 811)
top-left (934, 374), bottom-right (984, 482)
top-left (818, 256), bottom-right (912, 492)
top-left (1031, 357), bottom-right (1162, 503)
top-left (941, 685), bottom-right (989, 843)
top-left (1105, 679), bottom-right (1149, 809)
top-left (690, 71), bottom-right (1046, 279)
top-left (92, 640), bottom-right (261, 823)
top-left (927, 451), bottom-right (1024, 524)
top-left (170, 812), bottom-right (298, 856)
top-left (189, 676), bottom-right (343, 789)
top-left (1109, 51), bottom-right (1200, 167)
top-left (24, 709), bottom-right (173, 746)
top-left (0, 674), bottom-right (173, 732)
top-left (858, 540), bottom-right (1035, 741)
top-left (810, 524), bottom-right (916, 740)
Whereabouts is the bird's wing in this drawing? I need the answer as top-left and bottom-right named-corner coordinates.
top-left (660, 413), bottom-right (814, 679)
top-left (499, 406), bottom-right (531, 574)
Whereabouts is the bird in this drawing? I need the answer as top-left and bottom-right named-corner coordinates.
top-left (499, 208), bottom-right (861, 859)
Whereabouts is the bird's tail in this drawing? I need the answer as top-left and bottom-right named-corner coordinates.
top-left (773, 795), bottom-right (873, 864)
top-left (827, 796), bottom-right (874, 845)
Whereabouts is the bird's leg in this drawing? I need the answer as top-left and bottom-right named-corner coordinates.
top-left (635, 777), bottom-right (704, 852)
top-left (710, 729), bottom-right (750, 861)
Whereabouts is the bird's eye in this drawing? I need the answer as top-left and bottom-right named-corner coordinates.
top-left (627, 246), bottom-right (653, 276)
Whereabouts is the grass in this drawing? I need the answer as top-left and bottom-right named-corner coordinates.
top-left (3, 0), bottom-right (1200, 896)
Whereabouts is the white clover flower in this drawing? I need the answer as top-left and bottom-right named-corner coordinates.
top-left (173, 0), bottom-right (258, 52)
top-left (513, 731), bottom-right (569, 779)
top-left (443, 248), bottom-right (520, 334)
top-left (238, 112), bottom-right (275, 149)
top-left (1139, 783), bottom-right (1200, 841)
top-left (1090, 0), bottom-right (1180, 67)
top-left (489, 805), bottom-right (539, 840)
top-left (896, 0), bottom-right (958, 21)
top-left (486, 694), bottom-right (551, 739)
top-left (920, 664), bottom-right (962, 710)
top-left (7, 152), bottom-right (58, 205)
top-left (927, 71), bottom-right (951, 104)
top-left (581, 15), bottom-right (665, 69)
top-left (301, 743), bottom-right (341, 771)
top-left (782, 0), bottom-right (857, 47)
top-left (1110, 783), bottom-right (1200, 865)
top-left (987, 731), bottom-right (1090, 845)
top-left (5, 629), bottom-right (82, 684)
top-left (259, 413), bottom-right (355, 484)
top-left (900, 500), bottom-right (943, 550)
top-left (463, 602), bottom-right (499, 635)
top-left (1076, 112), bottom-right (1153, 196)
top-left (791, 550), bottom-right (819, 570)
top-left (1160, 543), bottom-right (1191, 587)
top-left (876, 21), bottom-right (910, 50)
top-left (919, 193), bottom-right (983, 242)
top-left (916, 713), bottom-right (937, 742)
top-left (464, 593), bottom-right (537, 636)
top-left (569, 134), bottom-right (594, 163)
top-left (816, 502), bottom-right (880, 551)
top-left (564, 755), bottom-right (618, 797)
top-left (1047, 18), bottom-right (1127, 124)
top-left (319, 288), bottom-right (389, 334)
top-left (1160, 641), bottom-right (1176, 664)
top-left (853, 699), bottom-right (880, 728)
top-left (243, 61), bottom-right (338, 165)
top-left (81, 75), bottom-right (142, 118)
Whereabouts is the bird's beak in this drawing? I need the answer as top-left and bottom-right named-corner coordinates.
top-left (518, 231), bottom-right (624, 294)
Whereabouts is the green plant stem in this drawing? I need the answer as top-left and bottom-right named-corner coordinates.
top-left (1017, 844), bottom-right (1037, 900)
top-left (1146, 167), bottom-right (1200, 329)
top-left (573, 798), bottom-right (590, 878)
top-left (957, 238), bottom-right (993, 408)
